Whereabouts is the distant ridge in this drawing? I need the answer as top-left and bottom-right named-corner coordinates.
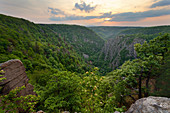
top-left (89, 25), bottom-right (170, 40)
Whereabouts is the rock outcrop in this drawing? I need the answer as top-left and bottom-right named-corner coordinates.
top-left (0, 59), bottom-right (35, 96)
top-left (126, 96), bottom-right (170, 113)
top-left (99, 35), bottom-right (144, 69)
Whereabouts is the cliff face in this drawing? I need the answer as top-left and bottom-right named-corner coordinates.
top-left (99, 35), bottom-right (144, 69)
top-left (0, 59), bottom-right (35, 96)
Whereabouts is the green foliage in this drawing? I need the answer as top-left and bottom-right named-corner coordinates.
top-left (89, 52), bottom-right (112, 75)
top-left (105, 34), bottom-right (170, 108)
top-left (120, 48), bottom-right (132, 65)
top-left (91, 26), bottom-right (170, 74)
top-left (89, 26), bottom-right (170, 40)
top-left (153, 52), bottom-right (170, 97)
top-left (0, 70), bottom-right (6, 82)
top-left (89, 26), bottom-right (139, 40)
top-left (0, 14), bottom-right (96, 112)
top-left (36, 71), bottom-right (81, 112)
top-left (0, 14), bottom-right (92, 83)
top-left (0, 14), bottom-right (170, 113)
top-left (80, 68), bottom-right (103, 112)
top-left (33, 67), bottom-right (126, 112)
top-left (119, 26), bottom-right (170, 36)
top-left (0, 71), bottom-right (38, 112)
top-left (43, 24), bottom-right (105, 56)
top-left (0, 86), bottom-right (39, 113)
top-left (79, 67), bottom-right (126, 112)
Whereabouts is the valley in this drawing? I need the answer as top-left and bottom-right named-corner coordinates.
top-left (0, 14), bottom-right (170, 112)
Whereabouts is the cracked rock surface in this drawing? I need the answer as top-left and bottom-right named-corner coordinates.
top-left (126, 96), bottom-right (170, 113)
top-left (0, 59), bottom-right (36, 96)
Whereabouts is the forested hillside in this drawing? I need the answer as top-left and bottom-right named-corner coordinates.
top-left (0, 14), bottom-right (169, 112)
top-left (89, 26), bottom-right (170, 40)
top-left (0, 14), bottom-right (96, 79)
top-left (90, 26), bottom-right (170, 74)
top-left (0, 14), bottom-right (96, 112)
top-left (89, 26), bottom-right (141, 40)
top-left (118, 26), bottom-right (170, 36)
top-left (42, 24), bottom-right (105, 57)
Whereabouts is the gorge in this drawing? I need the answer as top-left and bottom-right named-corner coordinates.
top-left (0, 14), bottom-right (170, 112)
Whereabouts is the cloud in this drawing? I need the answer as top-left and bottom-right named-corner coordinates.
top-left (109, 8), bottom-right (170, 21)
top-left (48, 6), bottom-right (99, 21)
top-left (49, 15), bottom-right (99, 21)
top-left (100, 12), bottom-right (112, 18)
top-left (48, 7), bottom-right (65, 15)
top-left (73, 1), bottom-right (97, 13)
top-left (48, 7), bottom-right (170, 22)
top-left (150, 0), bottom-right (170, 8)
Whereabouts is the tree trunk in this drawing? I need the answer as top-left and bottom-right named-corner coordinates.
top-left (138, 74), bottom-right (142, 99)
top-left (145, 73), bottom-right (150, 97)
top-left (129, 95), bottom-right (136, 101)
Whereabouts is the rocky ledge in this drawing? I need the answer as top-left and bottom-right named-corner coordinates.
top-left (0, 59), bottom-right (35, 96)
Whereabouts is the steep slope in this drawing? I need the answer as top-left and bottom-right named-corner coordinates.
top-left (99, 35), bottom-right (144, 69)
top-left (42, 24), bottom-right (105, 57)
top-left (91, 35), bottom-right (144, 74)
top-left (1, 14), bottom-right (170, 112)
top-left (94, 27), bottom-right (170, 74)
top-left (0, 14), bottom-right (94, 77)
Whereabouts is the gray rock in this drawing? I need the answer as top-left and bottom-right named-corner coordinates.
top-left (83, 53), bottom-right (89, 59)
top-left (126, 96), bottom-right (170, 113)
top-left (114, 111), bottom-right (121, 113)
top-left (99, 36), bottom-right (144, 70)
top-left (0, 59), bottom-right (36, 96)
top-left (37, 110), bottom-right (45, 113)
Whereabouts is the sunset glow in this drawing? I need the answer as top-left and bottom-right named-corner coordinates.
top-left (104, 18), bottom-right (111, 21)
top-left (0, 0), bottom-right (170, 26)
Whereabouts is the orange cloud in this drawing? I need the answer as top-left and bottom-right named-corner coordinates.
top-left (100, 15), bottom-right (170, 26)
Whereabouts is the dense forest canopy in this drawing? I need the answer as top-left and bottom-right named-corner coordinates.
top-left (41, 24), bottom-right (105, 57)
top-left (89, 26), bottom-right (170, 40)
top-left (0, 14), bottom-right (170, 112)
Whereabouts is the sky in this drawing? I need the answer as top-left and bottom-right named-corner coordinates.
top-left (0, 0), bottom-right (170, 26)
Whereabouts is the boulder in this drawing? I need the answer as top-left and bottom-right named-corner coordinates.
top-left (0, 59), bottom-right (36, 96)
top-left (37, 110), bottom-right (45, 113)
top-left (83, 53), bottom-right (89, 59)
top-left (126, 96), bottom-right (170, 113)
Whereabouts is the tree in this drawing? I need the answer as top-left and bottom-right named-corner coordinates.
top-left (0, 70), bottom-right (38, 112)
top-left (80, 67), bottom-right (103, 112)
top-left (134, 33), bottom-right (170, 97)
top-left (0, 86), bottom-right (39, 113)
top-left (105, 34), bottom-right (170, 108)
top-left (38, 71), bottom-right (82, 112)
